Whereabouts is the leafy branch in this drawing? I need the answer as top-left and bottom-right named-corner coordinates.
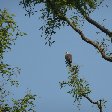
top-left (19, 0), bottom-right (112, 62)
top-left (0, 9), bottom-right (37, 112)
top-left (59, 64), bottom-right (106, 112)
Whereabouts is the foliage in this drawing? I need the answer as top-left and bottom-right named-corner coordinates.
top-left (0, 9), bottom-right (26, 85)
top-left (19, 0), bottom-right (103, 46)
top-left (0, 9), bottom-right (27, 59)
top-left (0, 9), bottom-right (36, 112)
top-left (60, 64), bottom-right (107, 111)
top-left (0, 92), bottom-right (36, 112)
top-left (19, 0), bottom-right (112, 63)
top-left (59, 64), bottom-right (91, 104)
top-left (0, 91), bottom-right (36, 112)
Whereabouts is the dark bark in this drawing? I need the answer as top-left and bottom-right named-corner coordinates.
top-left (83, 94), bottom-right (103, 112)
top-left (85, 16), bottom-right (112, 38)
top-left (64, 16), bottom-right (112, 62)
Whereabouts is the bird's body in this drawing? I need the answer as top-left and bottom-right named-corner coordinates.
top-left (65, 52), bottom-right (72, 67)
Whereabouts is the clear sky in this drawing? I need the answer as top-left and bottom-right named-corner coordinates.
top-left (0, 0), bottom-right (112, 112)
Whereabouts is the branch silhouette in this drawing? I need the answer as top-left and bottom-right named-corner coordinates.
top-left (84, 15), bottom-right (112, 38)
top-left (83, 94), bottom-right (103, 112)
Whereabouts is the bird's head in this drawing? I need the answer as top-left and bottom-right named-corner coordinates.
top-left (65, 51), bottom-right (69, 54)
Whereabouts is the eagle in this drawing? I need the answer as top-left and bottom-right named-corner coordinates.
top-left (65, 52), bottom-right (72, 67)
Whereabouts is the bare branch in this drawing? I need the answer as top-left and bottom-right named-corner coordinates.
top-left (83, 94), bottom-right (103, 112)
top-left (85, 15), bottom-right (112, 38)
top-left (83, 94), bottom-right (98, 104)
top-left (63, 16), bottom-right (112, 62)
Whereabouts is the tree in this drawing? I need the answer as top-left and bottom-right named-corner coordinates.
top-left (19, 0), bottom-right (112, 112)
top-left (59, 64), bottom-right (106, 112)
top-left (0, 9), bottom-right (36, 112)
top-left (19, 0), bottom-right (112, 62)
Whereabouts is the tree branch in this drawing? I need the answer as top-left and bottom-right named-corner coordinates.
top-left (83, 94), bottom-right (103, 112)
top-left (84, 15), bottom-right (112, 38)
top-left (83, 94), bottom-right (98, 104)
top-left (63, 16), bottom-right (112, 62)
top-left (46, 0), bottom-right (112, 62)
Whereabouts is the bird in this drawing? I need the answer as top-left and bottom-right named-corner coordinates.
top-left (65, 52), bottom-right (72, 67)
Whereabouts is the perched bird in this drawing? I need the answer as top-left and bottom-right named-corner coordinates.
top-left (65, 52), bottom-right (72, 67)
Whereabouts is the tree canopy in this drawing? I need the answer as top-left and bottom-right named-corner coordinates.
top-left (0, 9), bottom-right (36, 112)
top-left (19, 0), bottom-right (112, 62)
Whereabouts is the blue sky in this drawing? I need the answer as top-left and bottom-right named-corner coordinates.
top-left (0, 0), bottom-right (112, 112)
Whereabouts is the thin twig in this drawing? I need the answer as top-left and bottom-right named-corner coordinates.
top-left (83, 94), bottom-right (103, 112)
